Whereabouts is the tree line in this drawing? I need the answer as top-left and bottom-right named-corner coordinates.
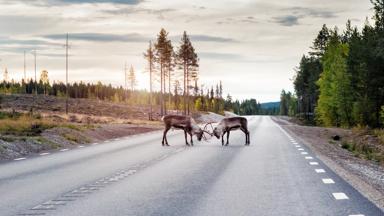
top-left (0, 28), bottom-right (271, 118)
top-left (281, 0), bottom-right (384, 128)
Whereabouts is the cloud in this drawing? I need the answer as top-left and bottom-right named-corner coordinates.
top-left (272, 15), bottom-right (299, 26)
top-left (3, 0), bottom-right (142, 6)
top-left (199, 52), bottom-right (244, 60)
top-left (170, 34), bottom-right (237, 43)
top-left (42, 33), bottom-right (150, 42)
top-left (271, 7), bottom-right (338, 27)
top-left (286, 7), bottom-right (338, 19)
top-left (56, 0), bottom-right (141, 4)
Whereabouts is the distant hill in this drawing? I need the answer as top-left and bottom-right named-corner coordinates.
top-left (260, 102), bottom-right (280, 109)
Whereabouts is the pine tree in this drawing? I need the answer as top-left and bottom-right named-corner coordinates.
top-left (144, 41), bottom-right (155, 120)
top-left (154, 28), bottom-right (173, 115)
top-left (40, 70), bottom-right (49, 95)
top-left (127, 65), bottom-right (137, 91)
top-left (176, 31), bottom-right (199, 115)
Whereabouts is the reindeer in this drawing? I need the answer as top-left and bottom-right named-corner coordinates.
top-left (213, 117), bottom-right (250, 146)
top-left (161, 115), bottom-right (207, 146)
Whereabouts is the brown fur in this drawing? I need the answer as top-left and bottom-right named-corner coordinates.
top-left (213, 117), bottom-right (250, 145)
top-left (161, 115), bottom-right (203, 146)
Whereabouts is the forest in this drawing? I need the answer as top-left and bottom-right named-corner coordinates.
top-left (0, 30), bottom-right (270, 118)
top-left (280, 0), bottom-right (384, 128)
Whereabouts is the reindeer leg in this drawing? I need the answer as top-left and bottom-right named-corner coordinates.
top-left (221, 131), bottom-right (226, 146)
top-left (240, 127), bottom-right (248, 145)
top-left (247, 131), bottom-right (250, 145)
top-left (226, 130), bottom-right (230, 146)
top-left (184, 130), bottom-right (190, 146)
top-left (189, 131), bottom-right (193, 146)
top-left (162, 127), bottom-right (170, 146)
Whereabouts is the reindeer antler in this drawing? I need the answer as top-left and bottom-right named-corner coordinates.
top-left (202, 122), bottom-right (215, 140)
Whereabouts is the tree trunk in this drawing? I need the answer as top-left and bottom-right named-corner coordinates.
top-left (183, 62), bottom-right (187, 115)
top-left (160, 63), bottom-right (164, 116)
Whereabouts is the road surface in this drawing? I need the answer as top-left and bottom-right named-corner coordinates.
top-left (0, 116), bottom-right (382, 216)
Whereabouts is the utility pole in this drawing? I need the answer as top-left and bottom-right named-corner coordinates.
top-left (23, 51), bottom-right (26, 81)
top-left (124, 62), bottom-right (128, 101)
top-left (65, 33), bottom-right (69, 114)
top-left (31, 50), bottom-right (37, 95)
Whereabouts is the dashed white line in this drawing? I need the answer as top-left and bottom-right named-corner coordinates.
top-left (295, 145), bottom-right (301, 148)
top-left (92, 143), bottom-right (99, 145)
top-left (315, 169), bottom-right (325, 173)
top-left (104, 140), bottom-right (109, 143)
top-left (114, 138), bottom-right (120, 141)
top-left (301, 152), bottom-right (308, 155)
top-left (309, 162), bottom-right (319, 165)
top-left (349, 214), bottom-right (365, 216)
top-left (78, 145), bottom-right (84, 148)
top-left (14, 157), bottom-right (26, 161)
top-left (332, 192), bottom-right (349, 200)
top-left (305, 156), bottom-right (313, 160)
top-left (322, 178), bottom-right (335, 184)
top-left (40, 152), bottom-right (50, 156)
top-left (60, 149), bottom-right (69, 152)
top-left (298, 148), bottom-right (304, 151)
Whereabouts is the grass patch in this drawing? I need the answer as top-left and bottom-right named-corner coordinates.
top-left (0, 115), bottom-right (57, 136)
top-left (373, 129), bottom-right (384, 145)
top-left (62, 133), bottom-right (81, 143)
top-left (61, 124), bottom-right (96, 132)
top-left (35, 137), bottom-right (61, 149)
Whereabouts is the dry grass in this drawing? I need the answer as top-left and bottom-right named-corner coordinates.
top-left (0, 115), bottom-right (57, 136)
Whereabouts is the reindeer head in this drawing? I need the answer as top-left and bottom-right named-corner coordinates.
top-left (213, 127), bottom-right (221, 139)
top-left (195, 128), bottom-right (204, 141)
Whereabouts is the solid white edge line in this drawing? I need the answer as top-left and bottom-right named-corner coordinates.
top-left (14, 157), bottom-right (26, 161)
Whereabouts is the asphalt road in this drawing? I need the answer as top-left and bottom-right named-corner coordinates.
top-left (0, 116), bottom-right (382, 216)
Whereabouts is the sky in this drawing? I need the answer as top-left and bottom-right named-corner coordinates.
top-left (0, 0), bottom-right (374, 102)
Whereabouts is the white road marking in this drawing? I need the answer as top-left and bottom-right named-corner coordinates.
top-left (14, 157), bottom-right (26, 161)
top-left (315, 169), bottom-right (325, 173)
top-left (349, 214), bottom-right (365, 216)
top-left (305, 156), bottom-right (313, 159)
top-left (298, 148), bottom-right (304, 151)
top-left (40, 152), bottom-right (50, 156)
top-left (301, 152), bottom-right (308, 155)
top-left (322, 178), bottom-right (335, 184)
top-left (104, 140), bottom-right (109, 143)
top-left (332, 193), bottom-right (349, 200)
top-left (60, 149), bottom-right (69, 152)
top-left (78, 145), bottom-right (84, 148)
top-left (309, 162), bottom-right (319, 165)
top-left (295, 145), bottom-right (301, 148)
top-left (114, 138), bottom-right (120, 141)
top-left (92, 143), bottom-right (99, 145)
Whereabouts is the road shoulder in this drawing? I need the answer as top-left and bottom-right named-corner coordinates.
top-left (272, 116), bottom-right (384, 211)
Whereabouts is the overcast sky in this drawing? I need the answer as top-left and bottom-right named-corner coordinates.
top-left (0, 0), bottom-right (373, 102)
